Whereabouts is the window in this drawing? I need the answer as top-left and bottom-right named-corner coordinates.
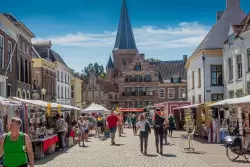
top-left (65, 87), bottom-right (67, 99)
top-left (22, 91), bottom-right (26, 99)
top-left (0, 36), bottom-right (4, 68)
top-left (247, 49), bottom-right (250, 72)
top-left (179, 88), bottom-right (186, 98)
top-left (228, 58), bottom-right (233, 81)
top-left (61, 86), bottom-right (63, 98)
top-left (158, 88), bottom-right (165, 98)
top-left (65, 73), bottom-right (67, 83)
top-left (61, 72), bottom-right (63, 81)
top-left (236, 89), bottom-right (243, 98)
top-left (168, 88), bottom-right (175, 98)
top-left (198, 94), bottom-right (201, 103)
top-left (26, 45), bottom-right (29, 55)
top-left (57, 86), bottom-right (60, 98)
top-left (211, 65), bottom-right (223, 86)
top-left (192, 71), bottom-right (194, 89)
top-left (68, 87), bottom-right (70, 99)
top-left (7, 85), bottom-right (11, 97)
top-left (57, 71), bottom-right (59, 81)
top-left (192, 96), bottom-right (195, 104)
top-left (7, 41), bottom-right (12, 71)
top-left (236, 54), bottom-right (242, 79)
top-left (88, 92), bottom-right (92, 101)
top-left (198, 68), bottom-right (201, 87)
top-left (211, 94), bottom-right (223, 101)
top-left (68, 74), bottom-right (70, 83)
top-left (22, 42), bottom-right (25, 53)
top-left (229, 91), bottom-right (234, 99)
top-left (27, 92), bottom-right (30, 100)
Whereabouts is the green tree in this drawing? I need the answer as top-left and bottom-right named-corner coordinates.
top-left (81, 63), bottom-right (106, 82)
top-left (146, 58), bottom-right (161, 65)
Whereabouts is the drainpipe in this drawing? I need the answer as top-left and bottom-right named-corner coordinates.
top-left (202, 52), bottom-right (206, 103)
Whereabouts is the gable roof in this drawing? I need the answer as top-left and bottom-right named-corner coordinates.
top-left (33, 42), bottom-right (68, 66)
top-left (113, 0), bottom-right (137, 51)
top-left (158, 60), bottom-right (187, 81)
top-left (98, 78), bottom-right (118, 93)
top-left (193, 0), bottom-right (245, 54)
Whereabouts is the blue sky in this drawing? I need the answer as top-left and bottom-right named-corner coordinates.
top-left (2, 0), bottom-right (250, 72)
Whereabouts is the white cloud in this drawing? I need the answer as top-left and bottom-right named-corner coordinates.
top-left (33, 22), bottom-right (209, 49)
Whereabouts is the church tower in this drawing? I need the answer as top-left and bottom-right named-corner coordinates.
top-left (106, 55), bottom-right (115, 81)
top-left (112, 0), bottom-right (138, 77)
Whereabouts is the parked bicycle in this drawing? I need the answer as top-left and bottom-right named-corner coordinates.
top-left (224, 130), bottom-right (250, 162)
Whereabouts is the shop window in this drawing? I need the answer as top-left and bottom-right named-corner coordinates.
top-left (7, 85), bottom-right (11, 97)
top-left (179, 88), bottom-right (186, 98)
top-left (211, 94), bottom-right (223, 101)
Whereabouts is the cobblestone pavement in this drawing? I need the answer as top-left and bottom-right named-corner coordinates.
top-left (35, 129), bottom-right (210, 167)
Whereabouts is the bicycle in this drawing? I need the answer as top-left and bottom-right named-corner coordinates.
top-left (224, 135), bottom-right (250, 163)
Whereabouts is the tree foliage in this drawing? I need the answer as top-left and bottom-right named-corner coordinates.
top-left (146, 58), bottom-right (161, 65)
top-left (81, 63), bottom-right (106, 82)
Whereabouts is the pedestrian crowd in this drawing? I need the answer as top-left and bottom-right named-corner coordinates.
top-left (0, 108), bottom-right (175, 166)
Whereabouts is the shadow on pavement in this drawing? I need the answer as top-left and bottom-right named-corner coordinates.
top-left (144, 154), bottom-right (158, 157)
top-left (235, 159), bottom-right (250, 164)
top-left (161, 154), bottom-right (177, 157)
top-left (184, 151), bottom-right (206, 155)
top-left (111, 143), bottom-right (125, 146)
top-left (35, 147), bottom-right (71, 165)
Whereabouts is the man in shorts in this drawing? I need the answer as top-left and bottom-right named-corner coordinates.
top-left (106, 110), bottom-right (118, 145)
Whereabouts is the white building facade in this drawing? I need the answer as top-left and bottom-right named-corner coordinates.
top-left (55, 61), bottom-right (72, 105)
top-left (223, 15), bottom-right (250, 99)
top-left (186, 0), bottom-right (246, 104)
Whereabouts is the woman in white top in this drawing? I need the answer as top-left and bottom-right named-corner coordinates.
top-left (77, 116), bottom-right (85, 146)
top-left (136, 114), bottom-right (151, 154)
top-left (83, 116), bottom-right (90, 142)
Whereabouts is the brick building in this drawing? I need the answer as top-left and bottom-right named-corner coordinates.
top-left (31, 41), bottom-right (57, 101)
top-left (83, 0), bottom-right (188, 109)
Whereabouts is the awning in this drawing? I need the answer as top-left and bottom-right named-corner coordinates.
top-left (208, 99), bottom-right (237, 107)
top-left (119, 108), bottom-right (144, 112)
top-left (173, 104), bottom-right (201, 110)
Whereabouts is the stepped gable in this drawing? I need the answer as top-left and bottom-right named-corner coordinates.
top-left (194, 0), bottom-right (245, 54)
top-left (113, 0), bottom-right (137, 51)
top-left (158, 60), bottom-right (187, 81)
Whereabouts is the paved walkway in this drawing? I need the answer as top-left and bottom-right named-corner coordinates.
top-left (169, 130), bottom-right (250, 167)
top-left (35, 129), bottom-right (210, 167)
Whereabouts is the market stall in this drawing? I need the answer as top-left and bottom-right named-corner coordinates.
top-left (209, 95), bottom-right (250, 149)
top-left (81, 103), bottom-right (110, 114)
top-left (0, 97), bottom-right (22, 136)
top-left (12, 97), bottom-right (59, 159)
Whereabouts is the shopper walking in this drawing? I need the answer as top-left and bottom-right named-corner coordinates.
top-left (137, 114), bottom-right (151, 154)
top-left (153, 108), bottom-right (165, 155)
top-left (117, 113), bottom-right (123, 137)
top-left (77, 116), bottom-right (85, 146)
top-left (131, 114), bottom-right (137, 135)
top-left (56, 113), bottom-right (67, 151)
top-left (0, 117), bottom-right (34, 167)
top-left (106, 110), bottom-right (118, 145)
top-left (96, 114), bottom-right (103, 138)
top-left (83, 116), bottom-right (90, 142)
top-left (168, 114), bottom-right (175, 137)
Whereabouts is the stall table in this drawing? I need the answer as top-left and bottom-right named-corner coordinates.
top-left (32, 134), bottom-right (58, 159)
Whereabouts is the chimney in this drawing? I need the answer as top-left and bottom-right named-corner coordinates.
top-left (183, 55), bottom-right (187, 64)
top-left (216, 11), bottom-right (224, 22)
top-left (226, 0), bottom-right (240, 9)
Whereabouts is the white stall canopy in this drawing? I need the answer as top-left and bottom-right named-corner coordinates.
top-left (81, 103), bottom-right (109, 114)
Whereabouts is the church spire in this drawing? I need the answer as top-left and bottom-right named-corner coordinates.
top-left (106, 55), bottom-right (114, 68)
top-left (113, 0), bottom-right (137, 51)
